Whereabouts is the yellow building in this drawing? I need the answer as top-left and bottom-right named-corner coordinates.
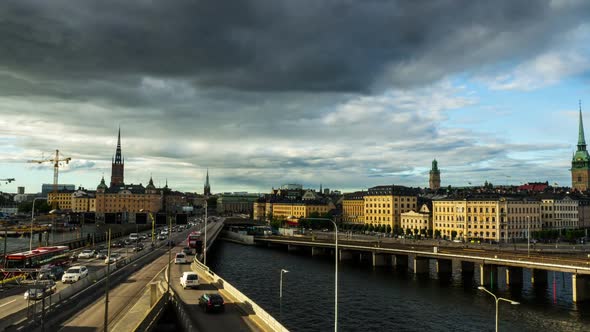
top-left (364, 185), bottom-right (418, 229)
top-left (72, 190), bottom-right (96, 212)
top-left (401, 204), bottom-right (432, 234)
top-left (47, 190), bottom-right (74, 210)
top-left (433, 197), bottom-right (541, 242)
top-left (270, 200), bottom-right (335, 222)
top-left (342, 191), bottom-right (365, 224)
top-left (95, 176), bottom-right (162, 217)
top-left (253, 201), bottom-right (266, 221)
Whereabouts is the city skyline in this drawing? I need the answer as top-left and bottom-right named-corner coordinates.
top-left (1, 1), bottom-right (590, 193)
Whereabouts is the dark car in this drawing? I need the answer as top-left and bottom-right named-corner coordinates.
top-left (182, 247), bottom-right (193, 255)
top-left (166, 239), bottom-right (175, 247)
top-left (133, 243), bottom-right (144, 252)
top-left (111, 240), bottom-right (125, 248)
top-left (198, 293), bottom-right (225, 313)
top-left (38, 266), bottom-right (65, 281)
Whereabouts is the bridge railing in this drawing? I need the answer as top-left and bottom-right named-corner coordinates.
top-left (192, 255), bottom-right (289, 332)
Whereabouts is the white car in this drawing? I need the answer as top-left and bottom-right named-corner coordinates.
top-left (104, 253), bottom-right (123, 264)
top-left (61, 266), bottom-right (89, 283)
top-left (129, 233), bottom-right (139, 241)
top-left (174, 253), bottom-right (187, 264)
top-left (78, 250), bottom-right (96, 259)
top-left (179, 271), bottom-right (199, 289)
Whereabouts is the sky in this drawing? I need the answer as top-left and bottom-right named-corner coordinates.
top-left (1, 0), bottom-right (590, 194)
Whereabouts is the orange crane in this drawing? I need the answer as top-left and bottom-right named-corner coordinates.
top-left (28, 150), bottom-right (72, 207)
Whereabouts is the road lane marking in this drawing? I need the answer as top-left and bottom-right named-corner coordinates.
top-left (0, 299), bottom-right (17, 308)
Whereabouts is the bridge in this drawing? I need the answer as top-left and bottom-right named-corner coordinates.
top-left (0, 218), bottom-right (286, 332)
top-left (253, 235), bottom-right (590, 303)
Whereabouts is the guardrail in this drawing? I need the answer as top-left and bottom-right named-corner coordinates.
top-left (192, 256), bottom-right (289, 332)
top-left (0, 241), bottom-right (168, 331)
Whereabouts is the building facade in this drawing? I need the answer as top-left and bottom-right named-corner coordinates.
top-left (342, 191), bottom-right (365, 224)
top-left (216, 194), bottom-right (260, 215)
top-left (401, 204), bottom-right (432, 235)
top-left (433, 196), bottom-right (542, 242)
top-left (364, 185), bottom-right (418, 229)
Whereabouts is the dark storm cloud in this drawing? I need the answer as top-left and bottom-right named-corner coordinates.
top-left (1, 0), bottom-right (589, 94)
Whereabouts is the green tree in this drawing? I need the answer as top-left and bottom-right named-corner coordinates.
top-left (394, 225), bottom-right (402, 236)
top-left (386, 225), bottom-right (392, 234)
top-left (18, 201), bottom-right (51, 214)
top-left (406, 228), bottom-right (412, 236)
top-left (434, 230), bottom-right (441, 238)
top-left (426, 229), bottom-right (433, 238)
top-left (451, 230), bottom-right (458, 240)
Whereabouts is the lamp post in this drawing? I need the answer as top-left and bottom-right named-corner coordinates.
top-left (140, 209), bottom-right (155, 246)
top-left (204, 200), bottom-right (208, 265)
top-left (477, 286), bottom-right (520, 332)
top-left (104, 228), bottom-right (111, 332)
top-left (526, 216), bottom-right (530, 257)
top-left (303, 217), bottom-right (338, 332)
top-left (30, 197), bottom-right (47, 251)
top-left (280, 269), bottom-right (289, 299)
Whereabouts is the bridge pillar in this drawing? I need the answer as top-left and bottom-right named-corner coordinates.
top-left (461, 261), bottom-right (474, 274)
top-left (413, 256), bottom-right (429, 274)
top-left (436, 259), bottom-right (453, 274)
top-left (531, 269), bottom-right (548, 285)
top-left (505, 267), bottom-right (523, 287)
top-left (372, 253), bottom-right (388, 267)
top-left (393, 255), bottom-right (408, 270)
top-left (479, 264), bottom-right (498, 287)
top-left (287, 244), bottom-right (298, 252)
top-left (339, 250), bottom-right (354, 261)
top-left (311, 247), bottom-right (324, 256)
top-left (572, 274), bottom-right (590, 303)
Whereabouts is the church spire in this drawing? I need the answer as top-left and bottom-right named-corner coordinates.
top-left (115, 126), bottom-right (123, 163)
top-left (578, 100), bottom-right (587, 150)
top-left (204, 168), bottom-right (211, 196)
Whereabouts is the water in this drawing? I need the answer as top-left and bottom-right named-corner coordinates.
top-left (1, 224), bottom-right (98, 253)
top-left (207, 241), bottom-right (590, 332)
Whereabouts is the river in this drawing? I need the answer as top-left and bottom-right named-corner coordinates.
top-left (207, 240), bottom-right (590, 332)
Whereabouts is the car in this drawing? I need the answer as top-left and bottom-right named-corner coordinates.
top-left (111, 240), bottom-right (125, 248)
top-left (128, 233), bottom-right (139, 242)
top-left (182, 247), bottom-right (193, 255)
top-left (105, 253), bottom-right (122, 264)
top-left (62, 266), bottom-right (89, 283)
top-left (37, 266), bottom-right (65, 281)
top-left (174, 252), bottom-right (187, 264)
top-left (95, 249), bottom-right (109, 259)
top-left (179, 271), bottom-right (199, 289)
top-left (166, 239), bottom-right (175, 247)
top-left (161, 229), bottom-right (169, 235)
top-left (78, 249), bottom-right (97, 259)
top-left (157, 234), bottom-right (167, 240)
top-left (198, 293), bottom-right (225, 312)
top-left (133, 243), bottom-right (144, 252)
top-left (140, 234), bottom-right (148, 240)
top-left (24, 280), bottom-right (57, 300)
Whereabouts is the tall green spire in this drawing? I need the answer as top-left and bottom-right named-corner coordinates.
top-left (578, 100), bottom-right (586, 149)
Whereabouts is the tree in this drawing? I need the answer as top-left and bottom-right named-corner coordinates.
top-left (406, 228), bottom-right (412, 236)
top-left (426, 229), bottom-right (433, 238)
top-left (434, 230), bottom-right (441, 239)
top-left (386, 225), bottom-right (392, 234)
top-left (18, 201), bottom-right (51, 214)
top-left (451, 230), bottom-right (457, 240)
top-left (413, 228), bottom-right (419, 237)
top-left (394, 225), bottom-right (402, 236)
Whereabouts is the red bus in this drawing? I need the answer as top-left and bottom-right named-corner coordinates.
top-left (3, 246), bottom-right (71, 269)
top-left (187, 231), bottom-right (203, 254)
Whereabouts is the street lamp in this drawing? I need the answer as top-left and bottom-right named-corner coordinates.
top-left (30, 197), bottom-right (47, 251)
top-left (280, 269), bottom-right (289, 299)
top-left (478, 286), bottom-right (519, 332)
top-left (303, 217), bottom-right (338, 332)
top-left (526, 215), bottom-right (530, 257)
top-left (140, 209), bottom-right (155, 246)
top-left (204, 200), bottom-right (208, 266)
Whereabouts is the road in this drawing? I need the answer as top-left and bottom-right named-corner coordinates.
top-left (170, 248), bottom-right (263, 332)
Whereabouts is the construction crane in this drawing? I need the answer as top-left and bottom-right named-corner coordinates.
top-left (28, 150), bottom-right (72, 207)
top-left (0, 178), bottom-right (15, 185)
